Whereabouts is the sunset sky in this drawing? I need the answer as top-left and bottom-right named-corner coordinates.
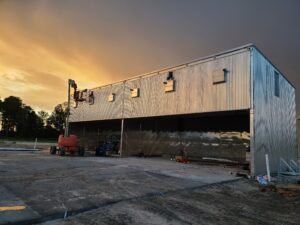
top-left (0, 0), bottom-right (300, 114)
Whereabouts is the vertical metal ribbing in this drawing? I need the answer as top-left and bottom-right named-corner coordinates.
top-left (249, 48), bottom-right (255, 176)
top-left (119, 82), bottom-right (126, 156)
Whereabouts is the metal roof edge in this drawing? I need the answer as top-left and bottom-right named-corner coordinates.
top-left (250, 44), bottom-right (295, 89)
top-left (89, 43), bottom-right (255, 90)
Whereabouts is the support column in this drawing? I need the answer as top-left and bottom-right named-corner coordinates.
top-left (119, 119), bottom-right (124, 157)
top-left (250, 109), bottom-right (255, 176)
top-left (249, 49), bottom-right (255, 176)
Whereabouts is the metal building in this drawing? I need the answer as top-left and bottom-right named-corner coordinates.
top-left (69, 44), bottom-right (297, 176)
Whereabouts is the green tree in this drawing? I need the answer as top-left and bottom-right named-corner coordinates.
top-left (1, 96), bottom-right (23, 136)
top-left (38, 110), bottom-right (49, 126)
top-left (47, 102), bottom-right (68, 134)
top-left (0, 96), bottom-right (63, 139)
top-left (0, 96), bottom-right (46, 138)
top-left (17, 106), bottom-right (44, 138)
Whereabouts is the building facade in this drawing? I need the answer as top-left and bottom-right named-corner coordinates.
top-left (69, 44), bottom-right (297, 176)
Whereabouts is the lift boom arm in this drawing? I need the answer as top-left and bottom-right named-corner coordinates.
top-left (64, 79), bottom-right (77, 137)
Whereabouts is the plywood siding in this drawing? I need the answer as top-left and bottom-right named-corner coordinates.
top-left (252, 48), bottom-right (297, 175)
top-left (70, 49), bottom-right (250, 122)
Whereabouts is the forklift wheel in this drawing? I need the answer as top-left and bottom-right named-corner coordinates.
top-left (50, 146), bottom-right (57, 155)
top-left (59, 147), bottom-right (65, 156)
top-left (78, 147), bottom-right (85, 156)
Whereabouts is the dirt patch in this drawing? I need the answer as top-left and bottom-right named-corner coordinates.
top-left (260, 183), bottom-right (300, 198)
top-left (41, 180), bottom-right (300, 225)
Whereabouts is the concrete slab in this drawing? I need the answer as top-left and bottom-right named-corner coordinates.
top-left (0, 151), bottom-right (239, 224)
top-left (0, 186), bottom-right (40, 225)
top-left (3, 151), bottom-right (298, 225)
top-left (0, 148), bottom-right (38, 151)
top-left (40, 180), bottom-right (300, 225)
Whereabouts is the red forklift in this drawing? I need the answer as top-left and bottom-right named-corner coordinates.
top-left (50, 79), bottom-right (85, 156)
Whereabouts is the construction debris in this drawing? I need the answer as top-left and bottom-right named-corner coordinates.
top-left (256, 175), bottom-right (269, 185)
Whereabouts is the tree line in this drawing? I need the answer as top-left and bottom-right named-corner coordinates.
top-left (0, 96), bottom-right (67, 139)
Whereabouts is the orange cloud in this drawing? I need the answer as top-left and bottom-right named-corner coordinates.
top-left (0, 4), bottom-right (112, 111)
top-left (0, 1), bottom-right (184, 112)
top-left (2, 0), bottom-right (298, 116)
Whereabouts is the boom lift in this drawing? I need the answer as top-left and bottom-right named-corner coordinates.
top-left (50, 79), bottom-right (85, 156)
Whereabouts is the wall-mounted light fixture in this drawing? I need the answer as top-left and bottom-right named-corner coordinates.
top-left (167, 71), bottom-right (174, 80)
top-left (212, 68), bottom-right (227, 84)
top-left (108, 93), bottom-right (115, 102)
top-left (164, 71), bottom-right (175, 92)
top-left (130, 88), bottom-right (140, 98)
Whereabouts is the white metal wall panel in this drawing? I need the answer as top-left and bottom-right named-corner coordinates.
top-left (70, 83), bottom-right (124, 122)
top-left (123, 50), bottom-right (250, 118)
top-left (70, 49), bottom-right (251, 122)
top-left (252, 48), bottom-right (297, 175)
top-left (69, 100), bottom-right (84, 122)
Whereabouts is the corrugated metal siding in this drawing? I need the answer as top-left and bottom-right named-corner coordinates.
top-left (297, 120), bottom-right (300, 160)
top-left (70, 100), bottom-right (84, 122)
top-left (123, 51), bottom-right (250, 118)
top-left (252, 48), bottom-right (297, 175)
top-left (70, 83), bottom-right (124, 121)
top-left (70, 49), bottom-right (250, 122)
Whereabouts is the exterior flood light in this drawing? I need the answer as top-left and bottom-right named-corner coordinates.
top-left (164, 71), bottom-right (175, 92)
top-left (108, 93), bottom-right (115, 102)
top-left (130, 88), bottom-right (140, 98)
top-left (212, 68), bottom-right (227, 84)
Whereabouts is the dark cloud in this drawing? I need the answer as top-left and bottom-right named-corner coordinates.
top-left (0, 0), bottom-right (299, 113)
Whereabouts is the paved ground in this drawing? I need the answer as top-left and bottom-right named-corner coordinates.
top-left (0, 150), bottom-right (299, 225)
top-left (0, 141), bottom-right (55, 151)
